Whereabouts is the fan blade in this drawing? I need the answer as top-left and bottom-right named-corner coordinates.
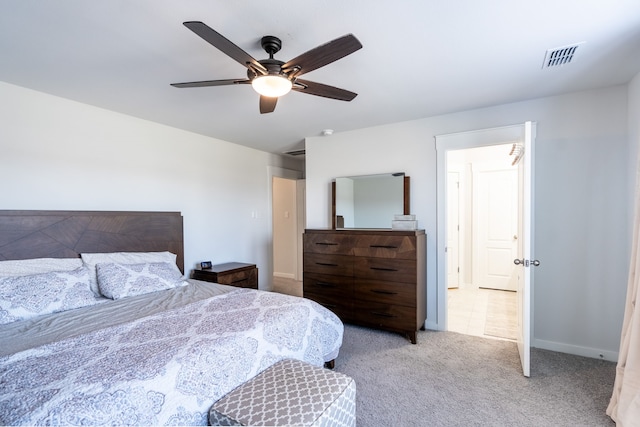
top-left (171, 79), bottom-right (250, 88)
top-left (183, 21), bottom-right (267, 74)
top-left (293, 79), bottom-right (357, 101)
top-left (282, 34), bottom-right (362, 77)
top-left (259, 96), bottom-right (278, 114)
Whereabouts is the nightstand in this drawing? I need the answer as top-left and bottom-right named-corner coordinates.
top-left (192, 262), bottom-right (258, 289)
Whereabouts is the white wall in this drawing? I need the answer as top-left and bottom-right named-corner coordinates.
top-left (306, 85), bottom-right (630, 359)
top-left (0, 81), bottom-right (304, 290)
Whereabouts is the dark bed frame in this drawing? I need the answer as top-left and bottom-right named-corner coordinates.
top-left (0, 210), bottom-right (184, 273)
top-left (0, 209), bottom-right (341, 368)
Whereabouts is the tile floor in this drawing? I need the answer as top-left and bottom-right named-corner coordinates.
top-left (271, 276), bottom-right (517, 342)
top-left (448, 286), bottom-right (517, 341)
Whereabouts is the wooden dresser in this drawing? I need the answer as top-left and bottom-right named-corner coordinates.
top-left (303, 228), bottom-right (426, 344)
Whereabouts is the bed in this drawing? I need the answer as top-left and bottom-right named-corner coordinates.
top-left (0, 210), bottom-right (344, 426)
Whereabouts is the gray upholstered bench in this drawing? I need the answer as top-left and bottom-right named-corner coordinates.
top-left (209, 358), bottom-right (356, 426)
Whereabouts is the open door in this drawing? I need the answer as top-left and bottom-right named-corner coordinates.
top-left (514, 121), bottom-right (538, 377)
top-left (436, 121), bottom-right (537, 377)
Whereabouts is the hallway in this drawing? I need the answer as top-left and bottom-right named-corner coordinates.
top-left (448, 287), bottom-right (517, 341)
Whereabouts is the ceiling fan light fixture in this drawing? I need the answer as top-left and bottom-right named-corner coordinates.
top-left (252, 75), bottom-right (292, 97)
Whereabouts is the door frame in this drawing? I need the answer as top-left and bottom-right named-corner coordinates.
top-left (268, 167), bottom-right (303, 288)
top-left (435, 124), bottom-right (529, 330)
top-left (446, 170), bottom-right (461, 289)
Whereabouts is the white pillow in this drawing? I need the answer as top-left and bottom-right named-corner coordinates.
top-left (0, 267), bottom-right (103, 325)
top-left (95, 262), bottom-right (186, 300)
top-left (0, 258), bottom-right (83, 278)
top-left (81, 251), bottom-right (179, 296)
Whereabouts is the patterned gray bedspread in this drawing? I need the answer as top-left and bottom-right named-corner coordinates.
top-left (0, 288), bottom-right (343, 426)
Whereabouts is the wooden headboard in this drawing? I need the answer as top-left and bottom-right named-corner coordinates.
top-left (0, 210), bottom-right (184, 273)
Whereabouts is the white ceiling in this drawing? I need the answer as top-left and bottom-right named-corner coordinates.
top-left (1, 0), bottom-right (640, 155)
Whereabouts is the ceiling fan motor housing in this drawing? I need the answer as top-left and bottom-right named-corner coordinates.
top-left (246, 36), bottom-right (288, 80)
top-left (247, 59), bottom-right (287, 79)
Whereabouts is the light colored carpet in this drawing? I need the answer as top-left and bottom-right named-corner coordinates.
top-left (484, 290), bottom-right (517, 340)
top-left (335, 325), bottom-right (616, 426)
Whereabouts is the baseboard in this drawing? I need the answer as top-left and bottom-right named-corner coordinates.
top-left (532, 338), bottom-right (619, 363)
top-left (273, 272), bottom-right (295, 279)
top-left (425, 319), bottom-right (440, 331)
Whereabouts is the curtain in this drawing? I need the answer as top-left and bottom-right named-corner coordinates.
top-left (607, 170), bottom-right (640, 426)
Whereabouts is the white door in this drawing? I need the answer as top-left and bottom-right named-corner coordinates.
top-left (447, 171), bottom-right (461, 289)
top-left (475, 168), bottom-right (518, 291)
top-left (515, 121), bottom-right (537, 378)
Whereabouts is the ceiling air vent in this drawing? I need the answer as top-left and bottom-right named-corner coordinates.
top-left (542, 42), bottom-right (584, 69)
top-left (285, 149), bottom-right (306, 157)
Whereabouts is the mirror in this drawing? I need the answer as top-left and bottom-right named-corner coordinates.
top-left (332, 173), bottom-right (410, 229)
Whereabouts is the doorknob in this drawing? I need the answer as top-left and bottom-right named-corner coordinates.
top-left (514, 259), bottom-right (541, 267)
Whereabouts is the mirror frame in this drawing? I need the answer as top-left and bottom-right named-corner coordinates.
top-left (331, 175), bottom-right (410, 229)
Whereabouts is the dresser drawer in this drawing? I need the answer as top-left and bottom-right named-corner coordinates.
top-left (303, 290), bottom-right (354, 322)
top-left (304, 272), bottom-right (353, 297)
top-left (354, 278), bottom-right (415, 307)
top-left (354, 257), bottom-right (416, 283)
top-left (303, 233), bottom-right (353, 255)
top-left (214, 268), bottom-right (257, 288)
top-left (304, 253), bottom-right (353, 276)
top-left (352, 235), bottom-right (418, 259)
top-left (354, 300), bottom-right (416, 331)
top-left (192, 263), bottom-right (258, 289)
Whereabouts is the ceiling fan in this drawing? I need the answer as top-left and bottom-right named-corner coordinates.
top-left (171, 21), bottom-right (363, 114)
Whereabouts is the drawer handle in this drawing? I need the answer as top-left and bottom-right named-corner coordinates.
top-left (370, 245), bottom-right (398, 249)
top-left (230, 278), bottom-right (248, 284)
top-left (316, 262), bottom-right (339, 267)
top-left (315, 282), bottom-right (336, 288)
top-left (371, 289), bottom-right (398, 295)
top-left (371, 311), bottom-right (396, 318)
top-left (316, 242), bottom-right (338, 246)
top-left (370, 267), bottom-right (398, 272)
